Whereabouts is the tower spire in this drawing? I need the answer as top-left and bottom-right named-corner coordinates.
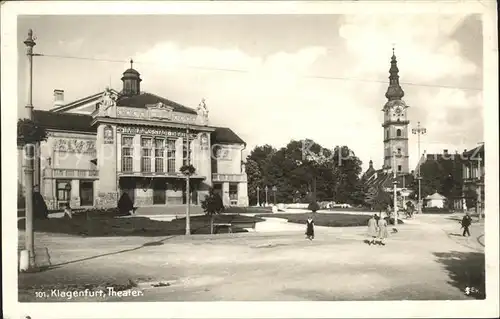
top-left (130, 59), bottom-right (134, 69)
top-left (385, 48), bottom-right (404, 101)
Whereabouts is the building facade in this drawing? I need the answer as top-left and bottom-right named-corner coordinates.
top-left (462, 144), bottom-right (485, 213)
top-left (20, 64), bottom-right (249, 210)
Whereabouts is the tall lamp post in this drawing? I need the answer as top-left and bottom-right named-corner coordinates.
top-left (412, 121), bottom-right (426, 214)
top-left (21, 29), bottom-right (37, 270)
top-left (392, 150), bottom-right (398, 228)
top-left (185, 125), bottom-right (191, 235)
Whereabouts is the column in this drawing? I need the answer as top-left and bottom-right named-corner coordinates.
top-left (96, 124), bottom-right (118, 208)
top-left (222, 182), bottom-right (230, 206)
top-left (237, 181), bottom-right (249, 207)
top-left (133, 134), bottom-right (141, 172)
top-left (70, 179), bottom-right (80, 207)
top-left (175, 137), bottom-right (183, 171)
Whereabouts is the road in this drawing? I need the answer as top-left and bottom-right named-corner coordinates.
top-left (18, 213), bottom-right (485, 302)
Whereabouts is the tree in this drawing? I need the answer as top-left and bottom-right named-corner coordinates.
top-left (245, 145), bottom-right (276, 205)
top-left (372, 186), bottom-right (391, 214)
top-left (201, 188), bottom-right (225, 234)
top-left (180, 164), bottom-right (196, 176)
top-left (17, 118), bottom-right (48, 146)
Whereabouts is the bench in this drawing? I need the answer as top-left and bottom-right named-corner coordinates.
top-left (213, 223), bottom-right (233, 234)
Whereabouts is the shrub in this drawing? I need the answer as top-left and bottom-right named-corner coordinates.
top-left (308, 202), bottom-right (320, 212)
top-left (201, 188), bottom-right (225, 234)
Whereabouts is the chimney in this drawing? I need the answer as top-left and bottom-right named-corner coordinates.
top-left (54, 89), bottom-right (64, 107)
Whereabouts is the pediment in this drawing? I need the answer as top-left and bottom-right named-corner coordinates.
top-left (52, 89), bottom-right (120, 115)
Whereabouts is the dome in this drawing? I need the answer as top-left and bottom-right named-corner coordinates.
top-left (123, 68), bottom-right (140, 76)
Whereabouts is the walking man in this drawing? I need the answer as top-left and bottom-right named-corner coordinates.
top-left (461, 212), bottom-right (472, 237)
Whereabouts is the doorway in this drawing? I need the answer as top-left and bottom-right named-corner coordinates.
top-left (153, 179), bottom-right (166, 205)
top-left (119, 178), bottom-right (136, 205)
top-left (79, 180), bottom-right (94, 206)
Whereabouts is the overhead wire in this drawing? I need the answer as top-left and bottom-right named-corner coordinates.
top-left (36, 53), bottom-right (483, 91)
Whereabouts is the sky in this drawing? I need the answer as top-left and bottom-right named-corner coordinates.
top-left (17, 14), bottom-right (483, 172)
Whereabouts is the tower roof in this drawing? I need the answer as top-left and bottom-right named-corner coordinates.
top-left (385, 49), bottom-right (405, 101)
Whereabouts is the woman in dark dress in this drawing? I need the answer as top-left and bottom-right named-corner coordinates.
top-left (305, 216), bottom-right (315, 240)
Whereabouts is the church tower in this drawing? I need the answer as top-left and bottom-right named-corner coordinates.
top-left (382, 49), bottom-right (410, 174)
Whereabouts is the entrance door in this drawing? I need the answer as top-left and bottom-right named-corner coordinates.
top-left (79, 180), bottom-right (94, 206)
top-left (153, 180), bottom-right (166, 205)
top-left (119, 178), bottom-right (136, 205)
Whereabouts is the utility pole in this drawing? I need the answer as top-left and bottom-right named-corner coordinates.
top-left (185, 125), bottom-right (191, 235)
top-left (412, 121), bottom-right (426, 214)
top-left (476, 154), bottom-right (483, 221)
top-left (21, 29), bottom-right (36, 270)
top-left (392, 151), bottom-right (398, 228)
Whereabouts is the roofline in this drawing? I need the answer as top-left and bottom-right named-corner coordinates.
top-left (51, 89), bottom-right (120, 113)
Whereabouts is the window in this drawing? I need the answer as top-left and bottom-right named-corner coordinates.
top-left (166, 139), bottom-right (176, 173)
top-left (398, 165), bottom-right (402, 172)
top-left (141, 137), bottom-right (152, 172)
top-left (56, 180), bottom-right (71, 201)
top-left (229, 183), bottom-right (238, 205)
top-left (396, 129), bottom-right (402, 137)
top-left (183, 138), bottom-right (190, 166)
top-left (154, 138), bottom-right (164, 173)
top-left (122, 136), bottom-right (134, 172)
top-left (385, 130), bottom-right (389, 140)
top-left (397, 148), bottom-right (401, 155)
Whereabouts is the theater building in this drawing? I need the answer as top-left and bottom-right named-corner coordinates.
top-left (22, 63), bottom-right (249, 209)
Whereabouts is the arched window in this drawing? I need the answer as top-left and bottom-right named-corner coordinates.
top-left (396, 129), bottom-right (402, 137)
top-left (386, 130), bottom-right (389, 140)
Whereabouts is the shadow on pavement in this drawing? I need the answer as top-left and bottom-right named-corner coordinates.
top-left (433, 251), bottom-right (485, 299)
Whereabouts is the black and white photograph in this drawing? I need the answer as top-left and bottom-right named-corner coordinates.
top-left (2, 1), bottom-right (498, 318)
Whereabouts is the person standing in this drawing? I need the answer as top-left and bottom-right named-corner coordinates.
top-left (367, 214), bottom-right (378, 245)
top-left (461, 212), bottom-right (472, 237)
top-left (377, 214), bottom-right (389, 246)
top-left (305, 216), bottom-right (315, 240)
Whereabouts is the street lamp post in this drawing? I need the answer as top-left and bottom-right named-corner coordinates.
top-left (476, 154), bottom-right (483, 221)
top-left (256, 186), bottom-right (260, 207)
top-left (412, 121), bottom-right (426, 214)
top-left (272, 186), bottom-right (277, 204)
top-left (392, 151), bottom-right (398, 228)
top-left (22, 29), bottom-right (37, 270)
top-left (265, 186), bottom-right (269, 206)
top-left (185, 125), bottom-right (191, 235)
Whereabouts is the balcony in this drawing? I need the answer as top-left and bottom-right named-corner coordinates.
top-left (212, 173), bottom-right (247, 183)
top-left (43, 168), bottom-right (99, 179)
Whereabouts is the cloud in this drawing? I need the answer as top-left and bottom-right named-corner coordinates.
top-left (122, 15), bottom-right (483, 173)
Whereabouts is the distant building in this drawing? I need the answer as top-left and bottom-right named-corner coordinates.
top-left (18, 62), bottom-right (249, 209)
top-left (363, 50), bottom-right (414, 207)
top-left (461, 144), bottom-right (485, 213)
top-left (424, 191), bottom-right (446, 208)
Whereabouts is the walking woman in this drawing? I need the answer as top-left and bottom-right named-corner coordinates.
top-left (377, 213), bottom-right (389, 246)
top-left (367, 214), bottom-right (378, 245)
top-left (305, 216), bottom-right (315, 240)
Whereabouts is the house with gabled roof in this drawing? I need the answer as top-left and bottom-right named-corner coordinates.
top-left (20, 61), bottom-right (248, 209)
